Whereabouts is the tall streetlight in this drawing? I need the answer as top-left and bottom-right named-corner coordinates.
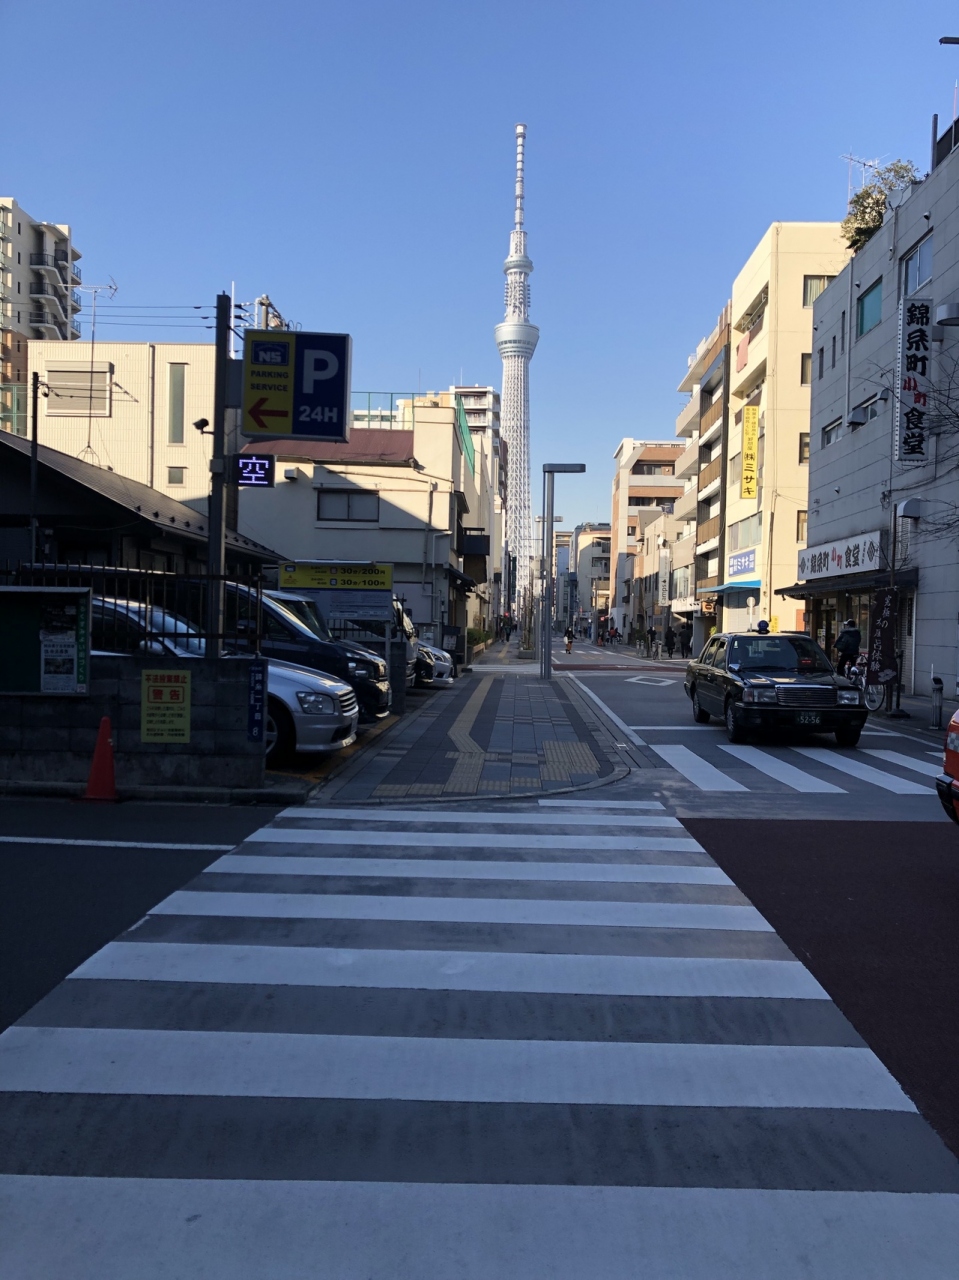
top-left (540, 463), bottom-right (586, 679)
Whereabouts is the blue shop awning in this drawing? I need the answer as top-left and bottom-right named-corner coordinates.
top-left (697, 579), bottom-right (761, 595)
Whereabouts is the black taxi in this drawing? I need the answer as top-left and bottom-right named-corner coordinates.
top-left (684, 631), bottom-right (868, 746)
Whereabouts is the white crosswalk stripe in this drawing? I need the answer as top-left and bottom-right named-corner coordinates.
top-left (649, 743), bottom-right (748, 792)
top-left (716, 744), bottom-right (845, 793)
top-left (791, 747), bottom-right (931, 794)
top-left (864, 749), bottom-right (944, 778)
top-left (2, 803), bottom-right (956, 1277)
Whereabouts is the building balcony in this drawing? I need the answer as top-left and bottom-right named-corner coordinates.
top-left (675, 391), bottom-right (699, 438)
top-left (675, 436), bottom-right (699, 480)
top-left (699, 396), bottom-right (723, 436)
top-left (70, 319), bottom-right (81, 338)
top-left (30, 252), bottom-right (66, 284)
top-left (697, 574), bottom-right (719, 592)
top-left (70, 261), bottom-right (82, 283)
top-left (673, 482), bottom-right (698, 521)
top-left (29, 282), bottom-right (67, 320)
top-left (30, 310), bottom-right (65, 339)
top-left (698, 454), bottom-right (722, 491)
top-left (696, 515), bottom-right (721, 545)
top-left (71, 289), bottom-right (82, 312)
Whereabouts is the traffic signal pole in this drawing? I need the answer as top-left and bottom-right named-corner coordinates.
top-left (205, 292), bottom-right (231, 653)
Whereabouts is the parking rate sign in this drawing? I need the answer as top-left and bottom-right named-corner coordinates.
top-left (241, 330), bottom-right (352, 441)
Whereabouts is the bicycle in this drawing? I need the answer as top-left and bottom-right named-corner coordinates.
top-left (847, 653), bottom-right (886, 712)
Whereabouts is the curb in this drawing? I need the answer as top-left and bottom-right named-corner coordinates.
top-left (0, 779), bottom-right (312, 805)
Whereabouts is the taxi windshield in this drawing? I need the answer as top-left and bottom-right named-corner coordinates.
top-left (728, 635), bottom-right (833, 674)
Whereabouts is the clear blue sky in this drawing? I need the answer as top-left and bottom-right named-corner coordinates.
top-left (8, 0), bottom-right (959, 525)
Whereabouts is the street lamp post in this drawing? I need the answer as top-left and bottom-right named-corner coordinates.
top-left (540, 463), bottom-right (586, 680)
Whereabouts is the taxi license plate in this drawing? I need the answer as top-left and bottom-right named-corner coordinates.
top-left (797, 711), bottom-right (821, 726)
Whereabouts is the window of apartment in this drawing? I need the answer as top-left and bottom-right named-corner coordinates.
top-left (728, 513), bottom-right (762, 552)
top-left (728, 452), bottom-right (742, 486)
top-left (856, 279), bottom-right (882, 336)
top-left (831, 335), bottom-right (837, 369)
top-left (628, 496), bottom-right (662, 507)
top-left (803, 275), bottom-right (834, 307)
top-left (45, 365), bottom-right (112, 417)
top-left (168, 364), bottom-right (186, 444)
top-left (317, 489), bottom-right (379, 521)
top-left (631, 462), bottom-right (674, 475)
top-left (851, 396), bottom-right (882, 429)
top-left (797, 510), bottom-right (807, 543)
top-left (800, 353), bottom-right (812, 386)
top-left (799, 432), bottom-right (810, 464)
top-left (167, 467), bottom-right (185, 486)
top-left (840, 309), bottom-right (846, 353)
top-left (818, 347), bottom-right (824, 380)
top-left (903, 237), bottom-right (933, 296)
top-left (822, 417), bottom-right (842, 447)
top-left (627, 525), bottom-right (636, 537)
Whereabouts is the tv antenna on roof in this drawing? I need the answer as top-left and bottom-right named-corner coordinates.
top-left (840, 153), bottom-right (885, 205)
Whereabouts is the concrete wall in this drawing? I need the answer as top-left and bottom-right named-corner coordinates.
top-left (0, 654), bottom-right (264, 790)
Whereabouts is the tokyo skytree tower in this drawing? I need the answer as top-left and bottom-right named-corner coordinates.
top-left (494, 123), bottom-right (539, 595)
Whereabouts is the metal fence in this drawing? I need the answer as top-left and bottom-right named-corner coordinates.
top-left (1, 562), bottom-right (265, 653)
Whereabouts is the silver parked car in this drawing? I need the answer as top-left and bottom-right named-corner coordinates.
top-left (90, 599), bottom-right (358, 762)
top-left (418, 642), bottom-right (454, 685)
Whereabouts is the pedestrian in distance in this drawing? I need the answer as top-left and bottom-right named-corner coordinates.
top-left (564, 626), bottom-right (573, 655)
top-left (664, 625), bottom-right (676, 659)
top-left (834, 617), bottom-right (861, 679)
top-left (680, 622), bottom-right (693, 659)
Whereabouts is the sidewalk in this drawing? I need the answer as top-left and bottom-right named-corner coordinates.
top-left (319, 641), bottom-right (628, 803)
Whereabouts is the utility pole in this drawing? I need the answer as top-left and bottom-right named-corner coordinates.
top-left (205, 292), bottom-right (231, 654)
top-left (29, 371), bottom-right (39, 562)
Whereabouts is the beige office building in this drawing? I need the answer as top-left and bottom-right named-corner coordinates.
top-left (720, 224), bottom-right (850, 632)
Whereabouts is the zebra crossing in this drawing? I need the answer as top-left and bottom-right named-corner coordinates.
top-left (637, 727), bottom-right (944, 796)
top-left (2, 801), bottom-right (958, 1277)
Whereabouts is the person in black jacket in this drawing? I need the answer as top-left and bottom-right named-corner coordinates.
top-left (834, 618), bottom-right (861, 678)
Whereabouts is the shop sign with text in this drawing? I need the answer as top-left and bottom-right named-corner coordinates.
top-left (797, 531), bottom-right (881, 581)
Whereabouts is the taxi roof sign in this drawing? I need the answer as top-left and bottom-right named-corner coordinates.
top-left (241, 330), bottom-right (351, 441)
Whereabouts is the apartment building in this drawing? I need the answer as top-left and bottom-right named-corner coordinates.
top-left (569, 522), bottom-right (611, 633)
top-left (794, 123), bottom-right (959, 696)
top-left (721, 223), bottom-right (849, 632)
top-left (25, 341), bottom-right (216, 502)
top-left (450, 385), bottom-right (505, 623)
top-left (236, 393), bottom-right (501, 639)
top-left (0, 198), bottom-right (82, 433)
top-left (674, 306), bottom-right (732, 645)
top-left (554, 530), bottom-right (573, 627)
top-left (609, 439), bottom-right (685, 636)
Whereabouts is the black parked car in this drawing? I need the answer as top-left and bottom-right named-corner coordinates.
top-left (684, 631), bottom-right (868, 746)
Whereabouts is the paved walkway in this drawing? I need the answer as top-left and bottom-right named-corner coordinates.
top-left (325, 643), bottom-right (626, 802)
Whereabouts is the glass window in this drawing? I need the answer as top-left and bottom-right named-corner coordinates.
top-left (822, 418), bottom-right (842, 447)
top-left (831, 335), bottom-right (836, 368)
top-left (840, 309), bottom-right (846, 353)
top-left (800, 353), bottom-right (812, 385)
top-left (699, 638), bottom-right (719, 664)
top-left (711, 638), bottom-right (728, 668)
top-left (799, 432), bottom-right (810, 464)
top-left (818, 347), bottom-right (824, 379)
top-left (45, 367), bottom-right (112, 417)
top-left (167, 466), bottom-right (185, 485)
top-left (797, 510), bottom-right (807, 542)
top-left (903, 238), bottom-right (933, 295)
top-left (168, 364), bottom-right (185, 443)
top-left (317, 489), bottom-right (379, 521)
top-left (857, 279), bottom-right (882, 335)
top-left (803, 275), bottom-right (834, 307)
top-left (728, 635), bottom-right (832, 673)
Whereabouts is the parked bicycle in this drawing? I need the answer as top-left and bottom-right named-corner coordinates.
top-left (848, 652), bottom-right (886, 712)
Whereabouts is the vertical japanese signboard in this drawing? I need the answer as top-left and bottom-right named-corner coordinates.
top-left (867, 589), bottom-right (899, 686)
top-left (895, 298), bottom-right (932, 464)
top-left (741, 406), bottom-right (759, 498)
top-left (141, 670), bottom-right (192, 743)
top-left (247, 658), bottom-right (267, 744)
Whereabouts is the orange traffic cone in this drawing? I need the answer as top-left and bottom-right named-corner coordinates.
top-left (83, 715), bottom-right (119, 802)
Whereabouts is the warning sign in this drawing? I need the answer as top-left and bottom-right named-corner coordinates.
top-left (141, 670), bottom-right (192, 743)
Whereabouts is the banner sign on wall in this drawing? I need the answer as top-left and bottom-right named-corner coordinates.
top-left (895, 297), bottom-right (932, 465)
top-left (797, 531), bottom-right (881, 581)
top-left (741, 406), bottom-right (759, 499)
top-left (868, 589), bottom-right (899, 685)
top-left (728, 549), bottom-right (756, 577)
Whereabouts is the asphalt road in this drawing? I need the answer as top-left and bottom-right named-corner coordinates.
top-left (0, 800), bottom-right (277, 1031)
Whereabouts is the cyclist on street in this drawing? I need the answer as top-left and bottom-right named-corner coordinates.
top-left (834, 618), bottom-right (861, 678)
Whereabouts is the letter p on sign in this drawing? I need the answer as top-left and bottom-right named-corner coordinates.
top-left (303, 350), bottom-right (339, 393)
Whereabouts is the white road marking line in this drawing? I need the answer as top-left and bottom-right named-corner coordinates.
top-left (565, 676), bottom-right (646, 747)
top-left (73, 941), bottom-right (831, 998)
top-left (247, 829), bottom-right (703, 852)
top-left (5, 1180), bottom-right (957, 1280)
top-left (648, 745), bottom-right (748, 793)
top-left (629, 725), bottom-right (722, 730)
top-left (790, 748), bottom-right (931, 794)
top-left (0, 837), bottom-right (234, 851)
top-left (150, 890), bottom-right (770, 932)
top-left (0, 1027), bottom-right (910, 1110)
top-left (278, 807), bottom-right (676, 829)
top-left (864, 750), bottom-right (943, 778)
top-left (211, 855), bottom-right (732, 885)
top-left (538, 798), bottom-right (664, 809)
top-left (716, 746), bottom-right (846, 794)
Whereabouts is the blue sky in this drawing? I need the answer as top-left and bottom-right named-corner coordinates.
top-left (7, 0), bottom-right (959, 525)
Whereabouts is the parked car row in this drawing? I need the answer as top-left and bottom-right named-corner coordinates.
top-left (90, 594), bottom-right (457, 765)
